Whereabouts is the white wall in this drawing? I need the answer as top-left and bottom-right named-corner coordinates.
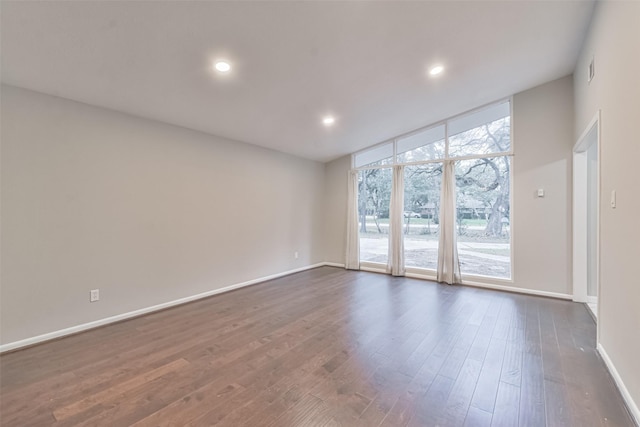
top-left (323, 77), bottom-right (576, 297)
top-left (512, 75), bottom-right (574, 296)
top-left (574, 1), bottom-right (640, 418)
top-left (0, 85), bottom-right (326, 346)
top-left (323, 155), bottom-right (350, 265)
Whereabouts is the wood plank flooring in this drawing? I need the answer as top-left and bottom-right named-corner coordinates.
top-left (0, 267), bottom-right (635, 426)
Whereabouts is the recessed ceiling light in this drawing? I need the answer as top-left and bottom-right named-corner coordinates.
top-left (429, 65), bottom-right (444, 76)
top-left (322, 116), bottom-right (335, 126)
top-left (214, 61), bottom-right (231, 73)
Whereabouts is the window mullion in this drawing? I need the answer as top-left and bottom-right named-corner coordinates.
top-left (445, 121), bottom-right (450, 160)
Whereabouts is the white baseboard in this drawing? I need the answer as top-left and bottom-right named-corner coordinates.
top-left (585, 302), bottom-right (598, 321)
top-left (324, 262), bottom-right (345, 268)
top-left (461, 279), bottom-right (573, 300)
top-left (0, 262), bottom-right (331, 353)
top-left (403, 270), bottom-right (572, 300)
top-left (597, 343), bottom-right (640, 426)
top-left (406, 271), bottom-right (437, 281)
top-left (360, 265), bottom-right (388, 274)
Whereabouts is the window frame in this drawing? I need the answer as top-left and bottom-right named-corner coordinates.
top-left (396, 123), bottom-right (446, 164)
top-left (352, 98), bottom-right (513, 170)
top-left (356, 168), bottom-right (393, 267)
top-left (352, 98), bottom-right (515, 283)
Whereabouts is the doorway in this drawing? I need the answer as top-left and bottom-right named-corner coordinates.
top-left (573, 112), bottom-right (599, 321)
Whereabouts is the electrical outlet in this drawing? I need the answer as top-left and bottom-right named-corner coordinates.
top-left (90, 289), bottom-right (100, 302)
top-left (294, 251), bottom-right (299, 259)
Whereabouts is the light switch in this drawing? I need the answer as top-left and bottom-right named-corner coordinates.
top-left (611, 190), bottom-right (616, 208)
top-left (537, 189), bottom-right (545, 198)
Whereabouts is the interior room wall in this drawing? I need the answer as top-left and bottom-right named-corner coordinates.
top-left (323, 155), bottom-right (350, 265)
top-left (573, 1), bottom-right (640, 418)
top-left (0, 84), bottom-right (326, 346)
top-left (511, 75), bottom-right (575, 296)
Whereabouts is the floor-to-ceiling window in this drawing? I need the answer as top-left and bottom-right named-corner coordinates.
top-left (357, 168), bottom-right (392, 264)
top-left (398, 124), bottom-right (445, 271)
top-left (449, 103), bottom-right (511, 279)
top-left (355, 143), bottom-right (393, 265)
top-left (352, 99), bottom-right (512, 280)
top-left (403, 164), bottom-right (442, 270)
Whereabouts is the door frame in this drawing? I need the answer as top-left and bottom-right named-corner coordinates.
top-left (572, 111), bottom-right (600, 320)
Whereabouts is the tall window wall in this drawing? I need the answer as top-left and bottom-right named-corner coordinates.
top-left (353, 100), bottom-right (512, 280)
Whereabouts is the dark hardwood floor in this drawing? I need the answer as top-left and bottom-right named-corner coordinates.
top-left (0, 267), bottom-right (635, 426)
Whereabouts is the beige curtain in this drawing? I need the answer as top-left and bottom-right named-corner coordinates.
top-left (437, 160), bottom-right (461, 284)
top-left (387, 165), bottom-right (405, 276)
top-left (345, 170), bottom-right (360, 270)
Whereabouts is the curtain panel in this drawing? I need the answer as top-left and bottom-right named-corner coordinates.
top-left (348, 162), bottom-right (460, 283)
top-left (437, 160), bottom-right (462, 284)
top-left (388, 165), bottom-right (406, 276)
